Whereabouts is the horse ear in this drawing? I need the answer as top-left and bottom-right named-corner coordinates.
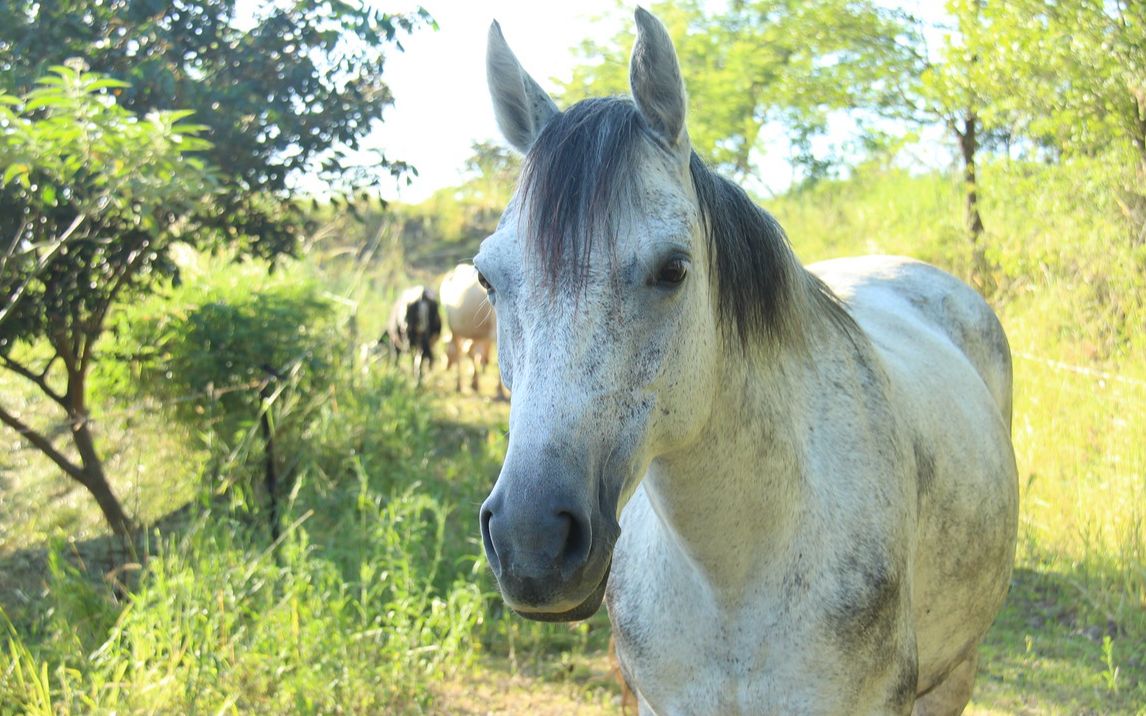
top-left (630, 8), bottom-right (688, 152)
top-left (487, 21), bottom-right (560, 154)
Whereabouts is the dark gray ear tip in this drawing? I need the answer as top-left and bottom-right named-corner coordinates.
top-left (489, 20), bottom-right (505, 42)
top-left (633, 7), bottom-right (661, 33)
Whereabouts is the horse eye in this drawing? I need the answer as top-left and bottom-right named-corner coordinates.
top-left (655, 257), bottom-right (687, 287)
top-left (477, 271), bottom-right (493, 292)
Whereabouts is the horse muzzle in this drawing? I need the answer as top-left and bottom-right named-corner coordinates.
top-left (480, 472), bottom-right (619, 622)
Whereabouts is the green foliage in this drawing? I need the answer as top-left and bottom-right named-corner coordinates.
top-left (0, 65), bottom-right (213, 345)
top-left (0, 356), bottom-right (500, 713)
top-left (102, 262), bottom-right (337, 430)
top-left (559, 0), bottom-right (920, 178)
top-left (0, 0), bottom-right (435, 257)
top-left (913, 0), bottom-right (996, 126)
top-left (973, 0), bottom-right (1146, 242)
top-left (1, 497), bottom-right (485, 713)
top-left (0, 66), bottom-right (217, 535)
top-left (982, 0), bottom-right (1146, 168)
top-left (93, 259), bottom-right (345, 515)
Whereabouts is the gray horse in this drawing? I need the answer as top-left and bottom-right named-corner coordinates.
top-left (475, 9), bottom-right (1018, 715)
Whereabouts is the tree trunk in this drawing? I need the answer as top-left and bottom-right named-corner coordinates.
top-left (0, 385), bottom-right (133, 540)
top-left (66, 365), bottom-right (134, 539)
top-left (958, 111), bottom-right (991, 288)
top-left (959, 111), bottom-right (985, 243)
top-left (70, 417), bottom-right (134, 538)
top-left (1130, 87), bottom-right (1146, 245)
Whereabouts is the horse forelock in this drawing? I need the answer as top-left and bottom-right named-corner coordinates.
top-left (516, 95), bottom-right (854, 348)
top-left (518, 97), bottom-right (643, 296)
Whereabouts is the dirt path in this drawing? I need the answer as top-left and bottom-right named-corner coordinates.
top-left (432, 655), bottom-right (625, 716)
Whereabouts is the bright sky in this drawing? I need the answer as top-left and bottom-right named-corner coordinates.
top-left (345, 1), bottom-right (951, 204)
top-left (366, 0), bottom-right (624, 203)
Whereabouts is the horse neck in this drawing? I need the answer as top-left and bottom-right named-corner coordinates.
top-left (641, 289), bottom-right (850, 597)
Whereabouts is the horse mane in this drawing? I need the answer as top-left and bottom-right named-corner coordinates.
top-left (517, 95), bottom-right (855, 348)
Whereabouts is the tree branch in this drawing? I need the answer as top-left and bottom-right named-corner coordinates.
top-left (0, 403), bottom-right (86, 483)
top-left (0, 213), bottom-right (87, 331)
top-left (0, 218), bottom-right (31, 273)
top-left (0, 354), bottom-right (67, 407)
top-left (80, 238), bottom-right (151, 375)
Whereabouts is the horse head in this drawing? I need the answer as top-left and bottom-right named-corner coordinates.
top-left (475, 9), bottom-right (728, 621)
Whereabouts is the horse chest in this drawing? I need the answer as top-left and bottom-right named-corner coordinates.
top-left (609, 544), bottom-right (852, 714)
top-left (609, 577), bottom-right (861, 715)
top-left (607, 488), bottom-right (918, 715)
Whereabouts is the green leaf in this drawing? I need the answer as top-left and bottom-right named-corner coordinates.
top-left (85, 78), bottom-right (131, 92)
top-left (3, 162), bottom-right (29, 186)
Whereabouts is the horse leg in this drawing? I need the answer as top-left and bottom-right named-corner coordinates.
top-left (912, 649), bottom-right (979, 716)
top-left (608, 635), bottom-right (639, 715)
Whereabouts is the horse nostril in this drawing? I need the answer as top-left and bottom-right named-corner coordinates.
top-left (557, 509), bottom-right (592, 569)
top-left (481, 494), bottom-right (595, 582)
top-left (480, 505), bottom-right (500, 572)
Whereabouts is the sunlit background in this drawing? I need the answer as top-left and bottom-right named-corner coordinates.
top-left (284, 0), bottom-right (952, 201)
top-left (1, 0), bottom-right (1143, 713)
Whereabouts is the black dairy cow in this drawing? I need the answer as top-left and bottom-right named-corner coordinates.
top-left (383, 285), bottom-right (442, 385)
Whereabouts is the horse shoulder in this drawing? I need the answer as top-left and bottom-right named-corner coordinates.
top-left (810, 256), bottom-right (1011, 421)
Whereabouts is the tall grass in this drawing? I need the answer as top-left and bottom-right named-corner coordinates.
top-left (2, 160), bottom-right (1143, 712)
top-left (0, 364), bottom-right (496, 713)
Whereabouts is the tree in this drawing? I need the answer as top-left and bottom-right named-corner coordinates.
top-left (559, 0), bottom-right (921, 182)
top-left (984, 0), bottom-right (1146, 240)
top-left (461, 141), bottom-right (521, 205)
top-left (0, 0), bottom-right (433, 257)
top-left (0, 2), bottom-right (431, 537)
top-left (104, 270), bottom-right (339, 539)
top-left (913, 0), bottom-right (994, 255)
top-left (0, 67), bottom-right (215, 536)
top-left (843, 0), bottom-right (1017, 279)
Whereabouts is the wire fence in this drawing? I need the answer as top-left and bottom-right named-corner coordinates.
top-left (1013, 351), bottom-right (1146, 392)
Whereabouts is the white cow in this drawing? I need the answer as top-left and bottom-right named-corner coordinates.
top-left (439, 263), bottom-right (505, 399)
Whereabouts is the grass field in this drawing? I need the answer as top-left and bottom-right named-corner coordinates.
top-left (1, 165), bottom-right (1144, 713)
